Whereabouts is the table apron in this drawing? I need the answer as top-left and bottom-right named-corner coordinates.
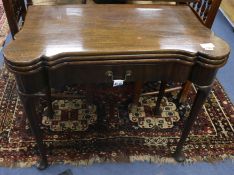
top-left (14, 62), bottom-right (218, 93)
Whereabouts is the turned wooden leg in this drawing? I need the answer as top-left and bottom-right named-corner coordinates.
top-left (173, 85), bottom-right (212, 162)
top-left (45, 88), bottom-right (54, 119)
top-left (86, 84), bottom-right (94, 105)
top-left (179, 81), bottom-right (192, 104)
top-left (19, 95), bottom-right (48, 170)
top-left (45, 70), bottom-right (54, 119)
top-left (155, 81), bottom-right (167, 115)
top-left (133, 81), bottom-right (143, 105)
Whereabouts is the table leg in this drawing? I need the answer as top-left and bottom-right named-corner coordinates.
top-left (133, 81), bottom-right (143, 105)
top-left (173, 84), bottom-right (212, 162)
top-left (178, 81), bottom-right (192, 104)
top-left (155, 81), bottom-right (167, 115)
top-left (86, 84), bottom-right (94, 105)
top-left (45, 70), bottom-right (54, 119)
top-left (45, 87), bottom-right (54, 119)
top-left (19, 94), bottom-right (48, 170)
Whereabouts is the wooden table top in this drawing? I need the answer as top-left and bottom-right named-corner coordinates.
top-left (4, 4), bottom-right (230, 67)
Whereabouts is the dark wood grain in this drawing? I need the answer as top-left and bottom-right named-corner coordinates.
top-left (2, 0), bottom-right (222, 38)
top-left (4, 5), bottom-right (229, 66)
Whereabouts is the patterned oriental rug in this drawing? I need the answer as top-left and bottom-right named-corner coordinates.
top-left (0, 0), bottom-right (9, 47)
top-left (0, 65), bottom-right (233, 168)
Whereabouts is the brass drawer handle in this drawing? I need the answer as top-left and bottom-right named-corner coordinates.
top-left (105, 70), bottom-right (132, 86)
top-left (105, 70), bottom-right (113, 79)
top-left (125, 70), bottom-right (132, 80)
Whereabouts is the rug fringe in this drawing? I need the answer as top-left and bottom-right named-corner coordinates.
top-left (0, 155), bottom-right (233, 168)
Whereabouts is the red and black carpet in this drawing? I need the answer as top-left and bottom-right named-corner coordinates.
top-left (0, 0), bottom-right (8, 47)
top-left (0, 65), bottom-right (233, 167)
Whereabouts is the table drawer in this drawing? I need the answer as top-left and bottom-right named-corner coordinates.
top-left (49, 62), bottom-right (191, 89)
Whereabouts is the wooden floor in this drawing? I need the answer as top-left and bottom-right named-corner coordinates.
top-left (221, 0), bottom-right (234, 27)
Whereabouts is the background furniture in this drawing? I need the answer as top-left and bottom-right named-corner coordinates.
top-left (191, 0), bottom-right (222, 29)
top-left (2, 0), bottom-right (27, 38)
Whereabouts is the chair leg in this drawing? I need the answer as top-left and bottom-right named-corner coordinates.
top-left (179, 81), bottom-right (192, 104)
top-left (155, 81), bottom-right (167, 115)
top-left (2, 0), bottom-right (20, 38)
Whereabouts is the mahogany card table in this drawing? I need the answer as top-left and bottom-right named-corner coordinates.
top-left (3, 4), bottom-right (230, 169)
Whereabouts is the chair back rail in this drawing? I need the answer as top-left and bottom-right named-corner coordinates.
top-left (190, 0), bottom-right (222, 28)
